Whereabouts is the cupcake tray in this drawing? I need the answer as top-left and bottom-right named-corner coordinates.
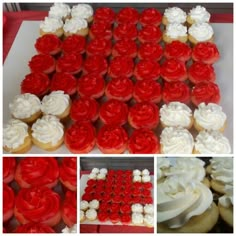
top-left (3, 21), bottom-right (233, 154)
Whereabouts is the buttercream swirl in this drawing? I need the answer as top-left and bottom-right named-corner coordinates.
top-left (132, 213), bottom-right (144, 224)
top-left (40, 17), bottom-right (63, 32)
top-left (188, 23), bottom-right (214, 41)
top-left (49, 3), bottom-right (71, 19)
top-left (71, 4), bottom-right (93, 19)
top-left (157, 158), bottom-right (170, 181)
top-left (164, 7), bottom-right (186, 24)
top-left (63, 18), bottom-right (88, 33)
top-left (85, 209), bottom-right (97, 219)
top-left (166, 23), bottom-right (187, 38)
top-left (144, 214), bottom-right (154, 226)
top-left (219, 183), bottom-right (233, 207)
top-left (188, 5), bottom-right (210, 23)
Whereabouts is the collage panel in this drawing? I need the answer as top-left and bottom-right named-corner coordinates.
top-left (157, 156), bottom-right (233, 233)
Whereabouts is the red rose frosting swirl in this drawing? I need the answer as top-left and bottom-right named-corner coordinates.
top-left (86, 38), bottom-right (112, 57)
top-left (3, 183), bottom-right (15, 222)
top-left (138, 42), bottom-right (163, 61)
top-left (162, 81), bottom-right (190, 104)
top-left (192, 42), bottom-right (220, 64)
top-left (77, 74), bottom-right (105, 99)
top-left (140, 8), bottom-right (162, 26)
top-left (164, 41), bottom-right (192, 62)
top-left (99, 99), bottom-right (128, 125)
top-left (14, 186), bottom-right (61, 226)
top-left (14, 223), bottom-right (55, 233)
top-left (134, 60), bottom-right (160, 80)
top-left (113, 23), bottom-right (138, 41)
top-left (112, 39), bottom-right (137, 58)
top-left (15, 157), bottom-right (59, 188)
top-left (133, 80), bottom-right (162, 103)
top-left (105, 76), bottom-right (134, 102)
top-left (65, 121), bottom-right (96, 154)
top-left (128, 128), bottom-right (160, 154)
top-left (191, 82), bottom-right (221, 106)
top-left (70, 97), bottom-right (99, 122)
top-left (161, 59), bottom-right (187, 82)
top-left (3, 157), bottom-right (16, 184)
top-left (98, 212), bottom-right (109, 222)
top-left (97, 125), bottom-right (128, 154)
top-left (188, 62), bottom-right (216, 84)
top-left (128, 102), bottom-right (159, 129)
top-left (89, 22), bottom-right (112, 40)
top-left (94, 7), bottom-right (116, 25)
top-left (116, 7), bottom-right (139, 24)
top-left (61, 35), bottom-right (86, 54)
top-left (121, 214), bottom-right (131, 225)
top-left (138, 25), bottom-right (162, 43)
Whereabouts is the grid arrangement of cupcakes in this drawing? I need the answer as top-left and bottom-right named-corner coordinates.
top-left (80, 168), bottom-right (154, 227)
top-left (3, 157), bottom-right (77, 233)
top-left (157, 157), bottom-right (233, 233)
top-left (3, 3), bottom-right (231, 154)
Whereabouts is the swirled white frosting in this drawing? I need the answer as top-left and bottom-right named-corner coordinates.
top-left (195, 130), bottom-right (231, 154)
top-left (133, 175), bottom-right (141, 182)
top-left (144, 204), bottom-right (154, 214)
top-left (9, 93), bottom-right (41, 119)
top-left (164, 7), bottom-right (187, 24)
top-left (49, 3), bottom-right (71, 19)
top-left (62, 224), bottom-right (77, 233)
top-left (88, 173), bottom-right (97, 180)
top-left (194, 103), bottom-right (226, 130)
top-left (91, 168), bottom-right (99, 174)
top-left (157, 158), bottom-right (170, 181)
top-left (157, 177), bottom-right (213, 228)
top-left (100, 168), bottom-right (108, 175)
top-left (133, 169), bottom-right (141, 176)
top-left (144, 214), bottom-right (154, 226)
top-left (188, 5), bottom-right (210, 23)
top-left (3, 119), bottom-right (29, 149)
top-left (160, 127), bottom-right (194, 154)
top-left (41, 91), bottom-right (70, 116)
top-left (80, 200), bottom-right (89, 210)
top-left (132, 213), bottom-right (144, 224)
top-left (89, 200), bottom-right (99, 209)
top-left (188, 23), bottom-right (213, 41)
top-left (31, 115), bottom-right (64, 145)
top-left (85, 209), bottom-right (97, 220)
top-left (40, 17), bottom-right (63, 32)
top-left (63, 18), bottom-right (88, 33)
top-left (132, 204), bottom-right (143, 213)
top-left (166, 23), bottom-right (187, 38)
top-left (142, 175), bottom-right (151, 183)
top-left (219, 183), bottom-right (233, 207)
top-left (142, 169), bottom-right (150, 176)
top-left (97, 173), bottom-right (106, 180)
top-left (71, 4), bottom-right (93, 19)
top-left (160, 102), bottom-right (192, 128)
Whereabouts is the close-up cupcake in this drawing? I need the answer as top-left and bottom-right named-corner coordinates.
top-left (39, 17), bottom-right (64, 37)
top-left (48, 3), bottom-right (71, 21)
top-left (162, 7), bottom-right (186, 25)
top-left (187, 5), bottom-right (211, 25)
top-left (139, 8), bottom-right (162, 27)
top-left (116, 7), bottom-right (139, 25)
top-left (112, 39), bottom-right (137, 58)
top-left (138, 25), bottom-right (162, 43)
top-left (71, 4), bottom-right (94, 23)
top-left (163, 23), bottom-right (188, 43)
top-left (86, 38), bottom-right (112, 57)
top-left (63, 18), bottom-right (89, 37)
top-left (138, 42), bottom-right (163, 61)
top-left (113, 23), bottom-right (138, 41)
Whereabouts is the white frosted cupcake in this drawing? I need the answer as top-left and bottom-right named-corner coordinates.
top-left (80, 200), bottom-right (89, 211)
top-left (91, 168), bottom-right (99, 174)
top-left (63, 17), bottom-right (88, 37)
top-left (97, 173), bottom-right (106, 180)
top-left (133, 175), bottom-right (141, 182)
top-left (85, 209), bottom-right (97, 221)
top-left (131, 204), bottom-right (143, 213)
top-left (144, 204), bottom-right (154, 215)
top-left (80, 210), bottom-right (85, 222)
top-left (160, 102), bottom-right (193, 129)
top-left (99, 168), bottom-right (108, 175)
top-left (144, 214), bottom-right (154, 227)
top-left (88, 173), bottom-right (97, 180)
top-left (163, 23), bottom-right (188, 43)
top-left (142, 175), bottom-right (151, 183)
top-left (62, 224), bottom-right (77, 233)
top-left (162, 7), bottom-right (186, 25)
top-left (89, 200), bottom-right (99, 210)
top-left (40, 17), bottom-right (64, 37)
top-left (157, 157), bottom-right (170, 183)
top-left (132, 213), bottom-right (144, 226)
top-left (187, 5), bottom-right (211, 25)
top-left (193, 103), bottom-right (227, 132)
top-left (71, 4), bottom-right (93, 23)
top-left (9, 93), bottom-right (41, 124)
top-left (133, 169), bottom-right (141, 176)
top-left (48, 3), bottom-right (71, 21)
top-left (160, 127), bottom-right (194, 154)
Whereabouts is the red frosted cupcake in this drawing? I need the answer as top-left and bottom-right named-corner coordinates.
top-left (116, 7), bottom-right (139, 24)
top-left (14, 186), bottom-right (61, 226)
top-left (14, 223), bottom-right (55, 233)
top-left (21, 72), bottom-right (50, 97)
top-left (62, 191), bottom-right (77, 227)
top-left (3, 157), bottom-right (16, 184)
top-left (133, 80), bottom-right (162, 103)
top-left (83, 55), bottom-right (108, 76)
top-left (188, 62), bottom-right (216, 84)
top-left (120, 214), bottom-right (131, 225)
top-left (109, 212), bottom-right (120, 224)
top-left (77, 74), bottom-right (105, 99)
top-left (59, 157), bottom-right (77, 191)
top-left (162, 81), bottom-right (191, 104)
top-left (164, 41), bottom-right (191, 62)
top-left (65, 121), bottom-right (96, 154)
top-left (70, 97), bottom-right (99, 122)
top-left (28, 54), bottom-right (55, 74)
top-left (89, 22), bottom-right (112, 40)
top-left (191, 82), bottom-right (221, 106)
top-left (161, 59), bottom-right (187, 82)
top-left (105, 76), bottom-right (134, 102)
top-left (110, 203), bottom-right (120, 213)
top-left (120, 204), bottom-right (131, 214)
top-left (140, 8), bottom-right (162, 26)
top-left (138, 25), bottom-right (162, 43)
top-left (86, 38), bottom-right (112, 57)
top-left (3, 183), bottom-right (14, 222)
top-left (98, 211), bottom-right (109, 222)
top-left (128, 128), bottom-right (160, 154)
top-left (134, 60), bottom-right (160, 81)
top-left (82, 193), bottom-right (94, 202)
top-left (97, 125), bottom-right (128, 154)
top-left (112, 39), bottom-right (137, 58)
top-left (108, 56), bottom-right (134, 78)
top-left (15, 157), bottom-right (59, 189)
top-left (99, 99), bottom-right (128, 126)
top-left (128, 102), bottom-right (159, 129)
top-left (35, 34), bottom-right (61, 55)
top-left (113, 23), bottom-right (138, 41)
top-left (138, 42), bottom-right (163, 61)
top-left (50, 72), bottom-right (77, 96)
top-left (192, 42), bottom-right (220, 64)
top-left (61, 34), bottom-right (86, 55)
top-left (94, 7), bottom-right (116, 25)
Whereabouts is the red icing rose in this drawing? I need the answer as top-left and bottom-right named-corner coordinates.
top-left (113, 23), bottom-right (138, 41)
top-left (99, 99), bottom-right (128, 126)
top-left (98, 211), bottom-right (109, 222)
top-left (140, 8), bottom-right (162, 26)
top-left (162, 81), bottom-right (190, 104)
top-left (116, 7), bottom-right (139, 24)
top-left (138, 42), bottom-right (163, 61)
top-left (50, 72), bottom-right (77, 96)
top-left (133, 80), bottom-right (162, 103)
top-left (3, 157), bottom-right (16, 184)
top-left (65, 121), bottom-right (96, 154)
top-left (188, 62), bottom-right (216, 84)
top-left (82, 193), bottom-right (94, 201)
top-left (110, 203), bottom-right (120, 213)
top-left (94, 7), bottom-right (116, 25)
top-left (138, 25), bottom-right (162, 43)
top-left (89, 22), bottom-right (112, 40)
top-left (191, 82), bottom-right (221, 106)
top-left (112, 39), bottom-right (137, 58)
top-left (120, 204), bottom-right (131, 214)
top-left (14, 187), bottom-right (61, 226)
top-left (161, 59), bottom-right (187, 82)
top-left (134, 60), bottom-right (160, 80)
top-left (97, 125), bottom-right (128, 154)
top-left (105, 76), bottom-right (134, 102)
top-left (61, 35), bottom-right (86, 54)
top-left (14, 223), bottom-right (55, 233)
top-left (86, 38), bottom-right (112, 57)
top-left (35, 34), bottom-right (61, 55)
top-left (77, 74), bottom-right (105, 99)
top-left (128, 102), bottom-right (159, 129)
top-left (192, 42), bottom-right (220, 64)
top-left (21, 72), bottom-right (50, 97)
top-left (3, 183), bottom-right (14, 222)
top-left (143, 182), bottom-right (153, 189)
top-left (109, 212), bottom-right (120, 224)
top-left (164, 41), bottom-right (192, 62)
top-left (120, 214), bottom-right (131, 225)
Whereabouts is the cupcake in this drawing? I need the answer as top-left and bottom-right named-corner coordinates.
top-left (112, 39), bottom-right (137, 58)
top-left (163, 23), bottom-right (188, 43)
top-left (3, 183), bottom-right (14, 222)
top-left (142, 175), bottom-right (151, 183)
top-left (131, 203), bottom-right (143, 213)
top-left (143, 214), bottom-right (154, 228)
top-left (63, 18), bottom-right (89, 37)
top-left (162, 7), bottom-right (186, 25)
top-left (138, 42), bottom-right (163, 61)
top-left (187, 5), bottom-right (211, 25)
top-left (39, 17), bottom-right (64, 37)
top-left (3, 157), bottom-right (16, 184)
top-left (71, 4), bottom-right (93, 23)
top-left (89, 22), bottom-right (112, 40)
top-left (85, 209), bottom-right (97, 221)
top-left (113, 23), bottom-right (138, 41)
top-left (144, 204), bottom-right (154, 215)
top-left (48, 3), bottom-right (71, 21)
top-left (138, 25), bottom-right (162, 43)
top-left (116, 7), bottom-right (139, 25)
top-left (132, 213), bottom-right (144, 226)
top-left (89, 200), bottom-right (99, 210)
top-left (94, 7), bottom-right (116, 25)
top-left (87, 38), bottom-right (112, 57)
top-left (140, 8), bottom-right (162, 27)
